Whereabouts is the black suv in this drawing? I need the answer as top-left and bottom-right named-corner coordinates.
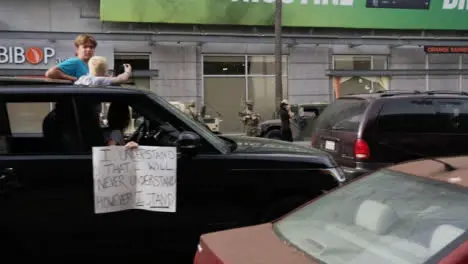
top-left (311, 90), bottom-right (468, 179)
top-left (0, 78), bottom-right (344, 260)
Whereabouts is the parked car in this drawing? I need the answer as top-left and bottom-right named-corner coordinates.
top-left (0, 77), bottom-right (345, 261)
top-left (258, 102), bottom-right (329, 140)
top-left (194, 155), bottom-right (468, 264)
top-left (310, 90), bottom-right (468, 179)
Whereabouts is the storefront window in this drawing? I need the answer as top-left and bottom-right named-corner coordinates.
top-left (203, 56), bottom-right (245, 75)
top-left (203, 77), bottom-right (246, 133)
top-left (333, 55), bottom-right (388, 70)
top-left (114, 54), bottom-right (150, 90)
top-left (203, 55), bottom-right (288, 133)
top-left (333, 76), bottom-right (390, 98)
top-left (247, 55), bottom-right (288, 75)
top-left (248, 76), bottom-right (288, 120)
top-left (373, 56), bottom-right (388, 70)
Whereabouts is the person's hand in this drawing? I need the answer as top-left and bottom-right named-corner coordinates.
top-left (124, 141), bottom-right (139, 149)
top-left (123, 64), bottom-right (132, 74)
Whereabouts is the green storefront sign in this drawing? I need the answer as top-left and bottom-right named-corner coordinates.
top-left (101, 0), bottom-right (468, 30)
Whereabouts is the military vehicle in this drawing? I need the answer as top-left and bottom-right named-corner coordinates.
top-left (170, 101), bottom-right (222, 134)
top-left (257, 102), bottom-right (329, 141)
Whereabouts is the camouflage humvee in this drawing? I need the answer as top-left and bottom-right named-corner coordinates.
top-left (169, 101), bottom-right (222, 134)
top-left (257, 102), bottom-right (329, 141)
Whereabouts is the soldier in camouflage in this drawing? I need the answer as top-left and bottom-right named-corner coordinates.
top-left (239, 100), bottom-right (261, 136)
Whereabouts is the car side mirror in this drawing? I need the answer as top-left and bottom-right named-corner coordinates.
top-left (176, 131), bottom-right (201, 155)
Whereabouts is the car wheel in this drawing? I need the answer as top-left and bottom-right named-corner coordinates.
top-left (265, 129), bottom-right (281, 140)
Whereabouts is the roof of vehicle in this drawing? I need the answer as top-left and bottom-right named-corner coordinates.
top-left (339, 90), bottom-right (468, 101)
top-left (0, 85), bottom-right (149, 95)
top-left (0, 77), bottom-right (149, 95)
top-left (387, 156), bottom-right (468, 188)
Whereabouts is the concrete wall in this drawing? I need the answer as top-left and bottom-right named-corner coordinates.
top-left (0, 0), bottom-right (102, 32)
top-left (1, 0), bottom-right (466, 105)
top-left (288, 45), bottom-right (331, 104)
top-left (428, 53), bottom-right (460, 91)
top-left (389, 46), bottom-right (463, 92)
top-left (389, 46), bottom-right (427, 92)
top-left (151, 44), bottom-right (200, 103)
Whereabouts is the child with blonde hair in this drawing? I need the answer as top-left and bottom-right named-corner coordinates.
top-left (74, 56), bottom-right (132, 86)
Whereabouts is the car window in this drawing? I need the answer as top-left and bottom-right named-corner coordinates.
top-left (434, 99), bottom-right (468, 133)
top-left (99, 102), bottom-right (140, 136)
top-left (378, 98), bottom-right (436, 133)
top-left (148, 93), bottom-right (229, 153)
top-left (73, 95), bottom-right (185, 150)
top-left (312, 99), bottom-right (368, 132)
top-left (0, 95), bottom-right (81, 155)
top-left (274, 169), bottom-right (468, 264)
top-left (6, 102), bottom-right (54, 134)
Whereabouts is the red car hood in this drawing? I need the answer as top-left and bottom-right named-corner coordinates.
top-left (194, 223), bottom-right (316, 264)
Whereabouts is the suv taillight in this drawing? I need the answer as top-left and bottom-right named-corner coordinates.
top-left (354, 139), bottom-right (370, 160)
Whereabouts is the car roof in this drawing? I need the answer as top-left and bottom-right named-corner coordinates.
top-left (0, 84), bottom-right (149, 95)
top-left (339, 90), bottom-right (468, 101)
top-left (387, 156), bottom-right (468, 188)
top-left (0, 77), bottom-right (150, 95)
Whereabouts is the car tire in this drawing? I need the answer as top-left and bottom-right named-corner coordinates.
top-left (265, 129), bottom-right (281, 140)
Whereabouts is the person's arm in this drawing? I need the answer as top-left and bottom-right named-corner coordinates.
top-left (45, 58), bottom-right (80, 81)
top-left (106, 130), bottom-right (138, 149)
top-left (287, 105), bottom-right (293, 119)
top-left (105, 64), bottom-right (132, 84)
top-left (45, 66), bottom-right (77, 81)
top-left (124, 141), bottom-right (139, 149)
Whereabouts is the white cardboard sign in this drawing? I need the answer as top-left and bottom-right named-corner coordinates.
top-left (92, 146), bottom-right (177, 214)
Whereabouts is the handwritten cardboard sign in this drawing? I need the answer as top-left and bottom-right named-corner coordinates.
top-left (92, 146), bottom-right (177, 214)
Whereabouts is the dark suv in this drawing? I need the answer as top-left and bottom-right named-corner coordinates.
top-left (311, 90), bottom-right (468, 179)
top-left (0, 78), bottom-right (344, 261)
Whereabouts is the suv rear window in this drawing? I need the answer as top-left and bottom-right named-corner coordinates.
top-left (313, 99), bottom-right (368, 132)
top-left (378, 98), bottom-right (468, 133)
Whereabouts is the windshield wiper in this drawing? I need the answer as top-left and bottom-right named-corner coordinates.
top-left (379, 142), bottom-right (457, 171)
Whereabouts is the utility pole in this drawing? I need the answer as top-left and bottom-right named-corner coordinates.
top-left (274, 0), bottom-right (283, 117)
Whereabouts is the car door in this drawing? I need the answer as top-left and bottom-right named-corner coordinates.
top-left (177, 148), bottom-right (242, 231)
top-left (374, 97), bottom-right (441, 163)
top-left (0, 93), bottom-right (95, 258)
top-left (70, 92), bottom-right (233, 260)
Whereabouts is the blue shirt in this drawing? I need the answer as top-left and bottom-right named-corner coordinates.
top-left (57, 57), bottom-right (89, 79)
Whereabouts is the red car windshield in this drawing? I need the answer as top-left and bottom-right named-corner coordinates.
top-left (274, 169), bottom-right (468, 264)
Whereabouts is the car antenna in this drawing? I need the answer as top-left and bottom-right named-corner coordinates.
top-left (378, 142), bottom-right (457, 171)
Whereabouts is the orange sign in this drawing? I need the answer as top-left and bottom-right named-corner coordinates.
top-left (25, 47), bottom-right (45, 65)
top-left (0, 46), bottom-right (55, 65)
top-left (424, 46), bottom-right (468, 54)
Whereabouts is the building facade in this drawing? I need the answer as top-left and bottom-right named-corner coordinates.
top-left (2, 0), bottom-right (468, 133)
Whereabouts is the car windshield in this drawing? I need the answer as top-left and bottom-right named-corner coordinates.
top-left (148, 93), bottom-right (229, 153)
top-left (274, 169), bottom-right (468, 264)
